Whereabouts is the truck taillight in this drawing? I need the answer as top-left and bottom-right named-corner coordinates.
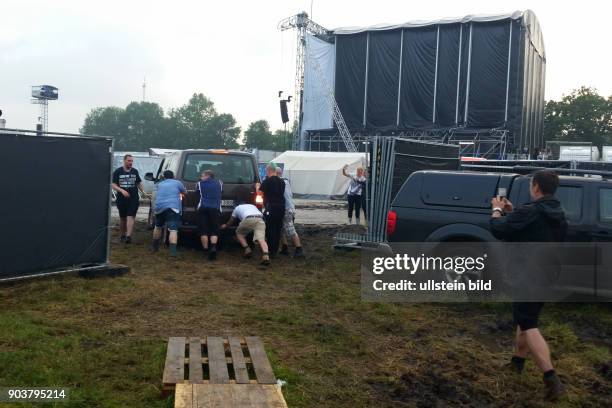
top-left (255, 191), bottom-right (264, 208)
top-left (387, 210), bottom-right (397, 237)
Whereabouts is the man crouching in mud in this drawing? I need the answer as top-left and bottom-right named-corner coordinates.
top-left (489, 170), bottom-right (567, 401)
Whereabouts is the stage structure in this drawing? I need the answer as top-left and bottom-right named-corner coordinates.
top-left (282, 10), bottom-right (546, 158)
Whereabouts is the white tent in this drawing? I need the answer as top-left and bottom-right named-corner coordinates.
top-left (272, 151), bottom-right (367, 199)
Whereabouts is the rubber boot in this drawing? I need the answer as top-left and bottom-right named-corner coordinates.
top-left (543, 371), bottom-right (565, 402)
top-left (151, 239), bottom-right (160, 253)
top-left (261, 253), bottom-right (270, 266)
top-left (208, 245), bottom-right (217, 261)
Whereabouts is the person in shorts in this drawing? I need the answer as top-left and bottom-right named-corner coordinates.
top-left (490, 170), bottom-right (568, 401)
top-left (220, 188), bottom-right (270, 265)
top-left (112, 154), bottom-right (146, 243)
top-left (150, 170), bottom-right (186, 257)
top-left (196, 170), bottom-right (222, 261)
top-left (276, 166), bottom-right (304, 258)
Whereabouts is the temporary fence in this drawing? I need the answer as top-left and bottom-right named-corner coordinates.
top-left (0, 128), bottom-right (114, 281)
top-left (334, 137), bottom-right (459, 249)
top-left (334, 137), bottom-right (396, 248)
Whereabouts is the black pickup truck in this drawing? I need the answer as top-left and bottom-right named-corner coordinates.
top-left (386, 170), bottom-right (612, 297)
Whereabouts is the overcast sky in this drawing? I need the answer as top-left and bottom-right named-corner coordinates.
top-left (2, 0), bottom-right (611, 134)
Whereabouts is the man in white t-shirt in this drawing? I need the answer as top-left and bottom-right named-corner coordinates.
top-left (220, 189), bottom-right (270, 265)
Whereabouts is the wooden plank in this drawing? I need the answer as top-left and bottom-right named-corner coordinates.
top-left (193, 383), bottom-right (213, 408)
top-left (272, 385), bottom-right (289, 408)
top-left (211, 384), bottom-right (232, 408)
top-left (191, 384), bottom-right (287, 408)
top-left (174, 383), bottom-right (193, 408)
top-left (228, 384), bottom-right (251, 407)
top-left (245, 337), bottom-right (276, 384)
top-left (189, 338), bottom-right (204, 384)
top-left (163, 337), bottom-right (186, 385)
top-left (228, 337), bottom-right (250, 384)
top-left (259, 385), bottom-right (288, 408)
top-left (207, 336), bottom-right (230, 384)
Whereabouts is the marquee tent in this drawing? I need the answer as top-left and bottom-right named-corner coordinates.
top-left (272, 151), bottom-right (366, 199)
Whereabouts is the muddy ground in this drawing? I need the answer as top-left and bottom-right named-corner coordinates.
top-left (0, 221), bottom-right (610, 407)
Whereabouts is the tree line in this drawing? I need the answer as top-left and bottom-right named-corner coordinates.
top-left (543, 87), bottom-right (612, 147)
top-left (81, 87), bottom-right (612, 151)
top-left (80, 93), bottom-right (292, 151)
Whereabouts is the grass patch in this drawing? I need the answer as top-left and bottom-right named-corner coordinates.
top-left (0, 224), bottom-right (610, 407)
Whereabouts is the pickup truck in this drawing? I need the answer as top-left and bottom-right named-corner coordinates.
top-left (386, 170), bottom-right (612, 297)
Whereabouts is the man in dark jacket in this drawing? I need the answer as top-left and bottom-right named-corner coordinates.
top-left (490, 170), bottom-right (567, 401)
top-left (259, 163), bottom-right (285, 256)
top-left (195, 170), bottom-right (222, 260)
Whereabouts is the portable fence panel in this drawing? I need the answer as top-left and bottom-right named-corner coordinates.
top-left (0, 130), bottom-right (112, 280)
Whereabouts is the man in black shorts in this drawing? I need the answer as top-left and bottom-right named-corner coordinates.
top-left (195, 170), bottom-right (222, 260)
top-left (112, 154), bottom-right (146, 243)
top-left (490, 170), bottom-right (568, 401)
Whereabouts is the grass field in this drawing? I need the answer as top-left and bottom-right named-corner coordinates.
top-left (0, 223), bottom-right (611, 407)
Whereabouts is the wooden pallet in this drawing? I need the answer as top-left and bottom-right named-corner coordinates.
top-left (162, 336), bottom-right (279, 394)
top-left (175, 384), bottom-right (287, 408)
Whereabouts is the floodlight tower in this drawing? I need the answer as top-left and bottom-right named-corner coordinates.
top-left (31, 85), bottom-right (59, 132)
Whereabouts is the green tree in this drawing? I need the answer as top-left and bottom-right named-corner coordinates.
top-left (81, 93), bottom-right (241, 150)
top-left (243, 120), bottom-right (275, 150)
top-left (80, 106), bottom-right (127, 145)
top-left (207, 113), bottom-right (241, 149)
top-left (544, 87), bottom-right (612, 147)
top-left (272, 129), bottom-right (292, 151)
top-left (169, 93), bottom-right (240, 149)
top-left (81, 102), bottom-right (167, 150)
top-left (122, 102), bottom-right (167, 150)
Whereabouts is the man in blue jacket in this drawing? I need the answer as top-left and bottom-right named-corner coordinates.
top-left (151, 170), bottom-right (186, 257)
top-left (196, 170), bottom-right (223, 260)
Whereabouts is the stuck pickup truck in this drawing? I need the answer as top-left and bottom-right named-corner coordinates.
top-left (387, 170), bottom-right (612, 297)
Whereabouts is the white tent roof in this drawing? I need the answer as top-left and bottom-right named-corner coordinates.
top-left (272, 151), bottom-right (366, 199)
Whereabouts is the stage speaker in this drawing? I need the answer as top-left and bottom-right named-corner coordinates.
top-left (280, 100), bottom-right (289, 124)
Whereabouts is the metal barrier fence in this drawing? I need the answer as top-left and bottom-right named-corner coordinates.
top-left (333, 136), bottom-right (459, 250)
top-left (334, 137), bottom-right (396, 249)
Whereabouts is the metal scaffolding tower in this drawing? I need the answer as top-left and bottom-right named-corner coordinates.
top-left (31, 85), bottom-right (58, 132)
top-left (279, 12), bottom-right (342, 151)
top-left (31, 99), bottom-right (49, 131)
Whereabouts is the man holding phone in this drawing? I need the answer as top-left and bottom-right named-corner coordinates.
top-left (489, 170), bottom-right (567, 401)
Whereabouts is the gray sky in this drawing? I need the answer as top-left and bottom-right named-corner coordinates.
top-left (2, 0), bottom-right (610, 135)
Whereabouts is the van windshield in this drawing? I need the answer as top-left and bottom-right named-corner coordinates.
top-left (182, 153), bottom-right (256, 184)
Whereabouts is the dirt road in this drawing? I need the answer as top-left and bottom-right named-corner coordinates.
top-left (111, 199), bottom-right (359, 225)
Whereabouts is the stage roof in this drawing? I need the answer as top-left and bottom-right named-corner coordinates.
top-left (332, 10), bottom-right (544, 57)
